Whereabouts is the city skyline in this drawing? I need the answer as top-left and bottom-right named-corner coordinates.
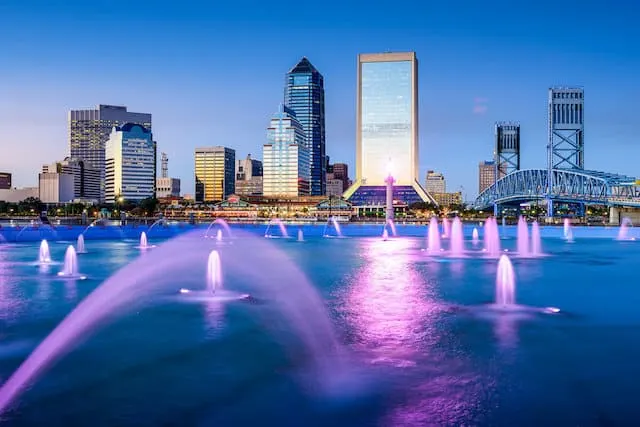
top-left (1, 0), bottom-right (639, 200)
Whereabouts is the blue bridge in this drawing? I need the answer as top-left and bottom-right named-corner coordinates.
top-left (475, 168), bottom-right (640, 212)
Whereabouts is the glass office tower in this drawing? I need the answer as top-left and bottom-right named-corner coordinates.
top-left (285, 57), bottom-right (325, 196)
top-left (194, 147), bottom-right (236, 202)
top-left (344, 52), bottom-right (435, 206)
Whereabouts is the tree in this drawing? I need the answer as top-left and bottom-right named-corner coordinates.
top-left (139, 197), bottom-right (159, 215)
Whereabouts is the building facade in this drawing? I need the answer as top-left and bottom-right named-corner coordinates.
top-left (495, 122), bottom-right (520, 178)
top-left (424, 170), bottom-right (446, 194)
top-left (156, 152), bottom-right (181, 198)
top-left (432, 191), bottom-right (463, 207)
top-left (0, 172), bottom-right (11, 190)
top-left (105, 124), bottom-right (156, 204)
top-left (69, 104), bottom-right (152, 201)
top-left (194, 146), bottom-right (236, 202)
top-left (263, 105), bottom-right (310, 197)
top-left (332, 163), bottom-right (350, 192)
top-left (344, 52), bottom-right (435, 206)
top-left (478, 160), bottom-right (496, 194)
top-left (285, 57), bottom-right (326, 195)
top-left (39, 172), bottom-right (75, 203)
top-left (42, 158), bottom-right (101, 202)
top-left (235, 154), bottom-right (263, 196)
top-left (548, 87), bottom-right (584, 170)
top-left (326, 176), bottom-right (344, 197)
top-left (0, 187), bottom-right (38, 203)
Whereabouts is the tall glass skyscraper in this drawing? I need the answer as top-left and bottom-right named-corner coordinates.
top-left (194, 147), bottom-right (236, 202)
top-left (344, 52), bottom-right (436, 206)
top-left (285, 57), bottom-right (325, 196)
top-left (263, 105), bottom-right (310, 196)
top-left (69, 105), bottom-right (152, 201)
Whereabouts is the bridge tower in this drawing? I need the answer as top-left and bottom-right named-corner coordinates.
top-left (495, 122), bottom-right (520, 178)
top-left (547, 87), bottom-right (585, 217)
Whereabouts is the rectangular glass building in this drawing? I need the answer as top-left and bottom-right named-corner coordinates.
top-left (194, 147), bottom-right (236, 202)
top-left (345, 52), bottom-right (435, 205)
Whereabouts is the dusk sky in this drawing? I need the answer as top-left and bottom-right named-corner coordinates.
top-left (0, 0), bottom-right (638, 199)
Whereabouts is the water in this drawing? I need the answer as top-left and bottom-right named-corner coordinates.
top-left (298, 229), bottom-right (304, 242)
top-left (139, 232), bottom-right (148, 248)
top-left (495, 255), bottom-right (515, 306)
top-left (483, 217), bottom-right (501, 256)
top-left (516, 216), bottom-right (530, 257)
top-left (427, 217), bottom-right (441, 254)
top-left (57, 245), bottom-right (84, 279)
top-left (216, 230), bottom-right (222, 242)
top-left (618, 217), bottom-right (634, 240)
top-left (265, 219), bottom-right (289, 238)
top-left (76, 234), bottom-right (86, 254)
top-left (206, 251), bottom-right (221, 294)
top-left (323, 217), bottom-right (343, 238)
top-left (382, 229), bottom-right (389, 240)
top-left (38, 239), bottom-right (51, 263)
top-left (563, 218), bottom-right (574, 241)
top-left (384, 219), bottom-right (397, 237)
top-left (449, 217), bottom-right (464, 257)
top-left (472, 227), bottom-right (479, 245)
top-left (2, 224), bottom-right (640, 425)
top-left (531, 221), bottom-right (542, 255)
top-left (204, 219), bottom-right (233, 239)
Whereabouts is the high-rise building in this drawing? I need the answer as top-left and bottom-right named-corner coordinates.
top-left (42, 158), bottom-right (101, 202)
top-left (105, 124), bottom-right (156, 204)
top-left (156, 153), bottom-right (181, 198)
top-left (495, 122), bottom-right (520, 178)
top-left (344, 52), bottom-right (436, 206)
top-left (332, 163), bottom-right (350, 192)
top-left (69, 104), bottom-right (152, 201)
top-left (326, 173), bottom-right (344, 196)
top-left (478, 160), bottom-right (496, 194)
top-left (424, 170), bottom-right (446, 194)
top-left (194, 146), bottom-right (236, 202)
top-left (235, 154), bottom-right (263, 196)
top-left (38, 172), bottom-right (75, 203)
top-left (548, 87), bottom-right (584, 170)
top-left (263, 105), bottom-right (310, 197)
top-left (285, 57), bottom-right (326, 195)
top-left (0, 172), bottom-right (11, 190)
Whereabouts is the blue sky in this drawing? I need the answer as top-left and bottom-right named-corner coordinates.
top-left (0, 0), bottom-right (638, 199)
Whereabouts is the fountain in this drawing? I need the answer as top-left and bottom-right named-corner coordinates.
top-left (322, 216), bottom-right (343, 238)
top-left (563, 218), bottom-right (574, 242)
top-left (136, 231), bottom-right (154, 249)
top-left (297, 229), bottom-right (304, 242)
top-left (442, 217), bottom-right (450, 238)
top-left (0, 230), bottom-right (350, 415)
top-left (203, 219), bottom-right (233, 239)
top-left (206, 251), bottom-right (221, 293)
top-left (38, 240), bottom-right (51, 264)
top-left (427, 217), bottom-right (441, 254)
top-left (495, 255), bottom-right (515, 307)
top-left (483, 217), bottom-right (501, 257)
top-left (472, 227), bottom-right (479, 245)
top-left (76, 234), bottom-right (87, 254)
top-left (146, 218), bottom-right (166, 236)
top-left (531, 221), bottom-right (542, 256)
top-left (617, 217), bottom-right (634, 240)
top-left (449, 217), bottom-right (464, 257)
top-left (216, 229), bottom-right (223, 242)
top-left (382, 229), bottom-right (389, 241)
top-left (516, 216), bottom-right (530, 257)
top-left (57, 246), bottom-right (86, 280)
top-left (384, 219), bottom-right (397, 237)
top-left (265, 219), bottom-right (289, 238)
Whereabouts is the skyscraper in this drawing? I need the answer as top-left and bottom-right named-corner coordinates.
top-left (332, 163), bottom-right (350, 192)
top-left (495, 122), bottom-right (520, 178)
top-left (548, 87), bottom-right (584, 170)
top-left (69, 105), bottom-right (152, 201)
top-left (285, 57), bottom-right (326, 195)
top-left (478, 160), bottom-right (496, 194)
top-left (235, 154), bottom-right (263, 196)
top-left (425, 170), bottom-right (446, 194)
top-left (105, 124), bottom-right (156, 203)
top-left (262, 105), bottom-right (310, 197)
top-left (344, 52), bottom-right (436, 205)
top-left (42, 158), bottom-right (101, 201)
top-left (194, 147), bottom-right (236, 202)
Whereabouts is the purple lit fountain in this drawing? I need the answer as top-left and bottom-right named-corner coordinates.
top-left (323, 216), bottom-right (343, 238)
top-left (298, 229), bottom-right (304, 242)
top-left (57, 246), bottom-right (87, 280)
top-left (495, 255), bottom-right (515, 307)
top-left (38, 240), bottom-right (52, 264)
top-left (76, 234), bottom-right (87, 254)
top-left (180, 250), bottom-right (247, 301)
top-left (265, 219), bottom-right (289, 238)
top-left (617, 217), bottom-right (635, 241)
top-left (442, 217), bottom-right (450, 238)
top-left (483, 217), bottom-right (501, 257)
top-left (563, 218), bottom-right (574, 242)
top-left (472, 227), bottom-right (479, 245)
top-left (427, 217), bottom-right (441, 254)
top-left (449, 216), bottom-right (464, 257)
top-left (531, 221), bottom-right (542, 256)
top-left (516, 216), bottom-right (530, 257)
top-left (136, 231), bottom-right (155, 249)
top-left (382, 229), bottom-right (389, 241)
